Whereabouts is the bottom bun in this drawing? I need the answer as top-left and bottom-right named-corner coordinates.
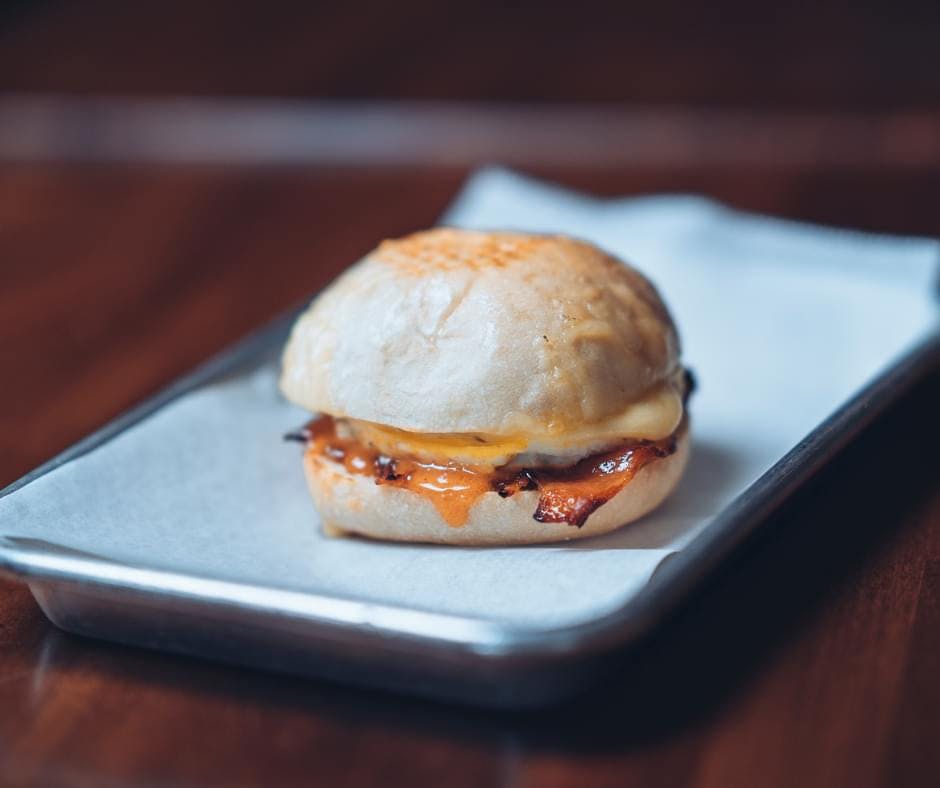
top-left (302, 427), bottom-right (690, 546)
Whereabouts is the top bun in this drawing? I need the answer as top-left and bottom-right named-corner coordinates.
top-left (280, 228), bottom-right (679, 436)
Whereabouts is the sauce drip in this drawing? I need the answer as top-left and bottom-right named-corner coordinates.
top-left (295, 416), bottom-right (677, 528)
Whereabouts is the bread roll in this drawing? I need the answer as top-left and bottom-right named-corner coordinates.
top-left (280, 228), bottom-right (690, 545)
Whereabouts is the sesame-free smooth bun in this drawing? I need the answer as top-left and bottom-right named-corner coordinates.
top-left (280, 228), bottom-right (680, 436)
top-left (280, 228), bottom-right (691, 545)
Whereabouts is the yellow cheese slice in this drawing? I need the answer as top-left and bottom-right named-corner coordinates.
top-left (345, 377), bottom-right (684, 467)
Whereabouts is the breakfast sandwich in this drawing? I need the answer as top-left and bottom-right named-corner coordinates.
top-left (281, 228), bottom-right (691, 544)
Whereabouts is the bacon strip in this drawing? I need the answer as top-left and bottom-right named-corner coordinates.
top-left (290, 415), bottom-right (679, 528)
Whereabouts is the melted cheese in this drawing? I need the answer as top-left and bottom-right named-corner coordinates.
top-left (345, 377), bottom-right (683, 467)
top-left (345, 421), bottom-right (529, 466)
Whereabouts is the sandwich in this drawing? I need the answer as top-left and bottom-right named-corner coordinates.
top-left (280, 228), bottom-right (691, 545)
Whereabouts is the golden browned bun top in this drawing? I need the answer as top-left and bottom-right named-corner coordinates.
top-left (280, 228), bottom-right (680, 438)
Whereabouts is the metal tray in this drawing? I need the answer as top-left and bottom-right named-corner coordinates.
top-left (1, 306), bottom-right (938, 709)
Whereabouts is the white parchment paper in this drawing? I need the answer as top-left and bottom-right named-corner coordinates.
top-left (1, 168), bottom-right (937, 628)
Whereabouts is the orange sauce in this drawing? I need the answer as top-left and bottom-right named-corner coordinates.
top-left (297, 416), bottom-right (677, 528)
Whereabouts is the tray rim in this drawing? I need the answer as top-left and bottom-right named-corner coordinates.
top-left (2, 303), bottom-right (938, 670)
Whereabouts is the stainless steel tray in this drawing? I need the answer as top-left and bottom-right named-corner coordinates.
top-left (2, 304), bottom-right (937, 708)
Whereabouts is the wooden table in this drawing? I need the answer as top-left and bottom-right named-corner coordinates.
top-left (1, 93), bottom-right (939, 788)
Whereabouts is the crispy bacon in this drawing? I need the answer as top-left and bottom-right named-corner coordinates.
top-left (290, 415), bottom-right (679, 528)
